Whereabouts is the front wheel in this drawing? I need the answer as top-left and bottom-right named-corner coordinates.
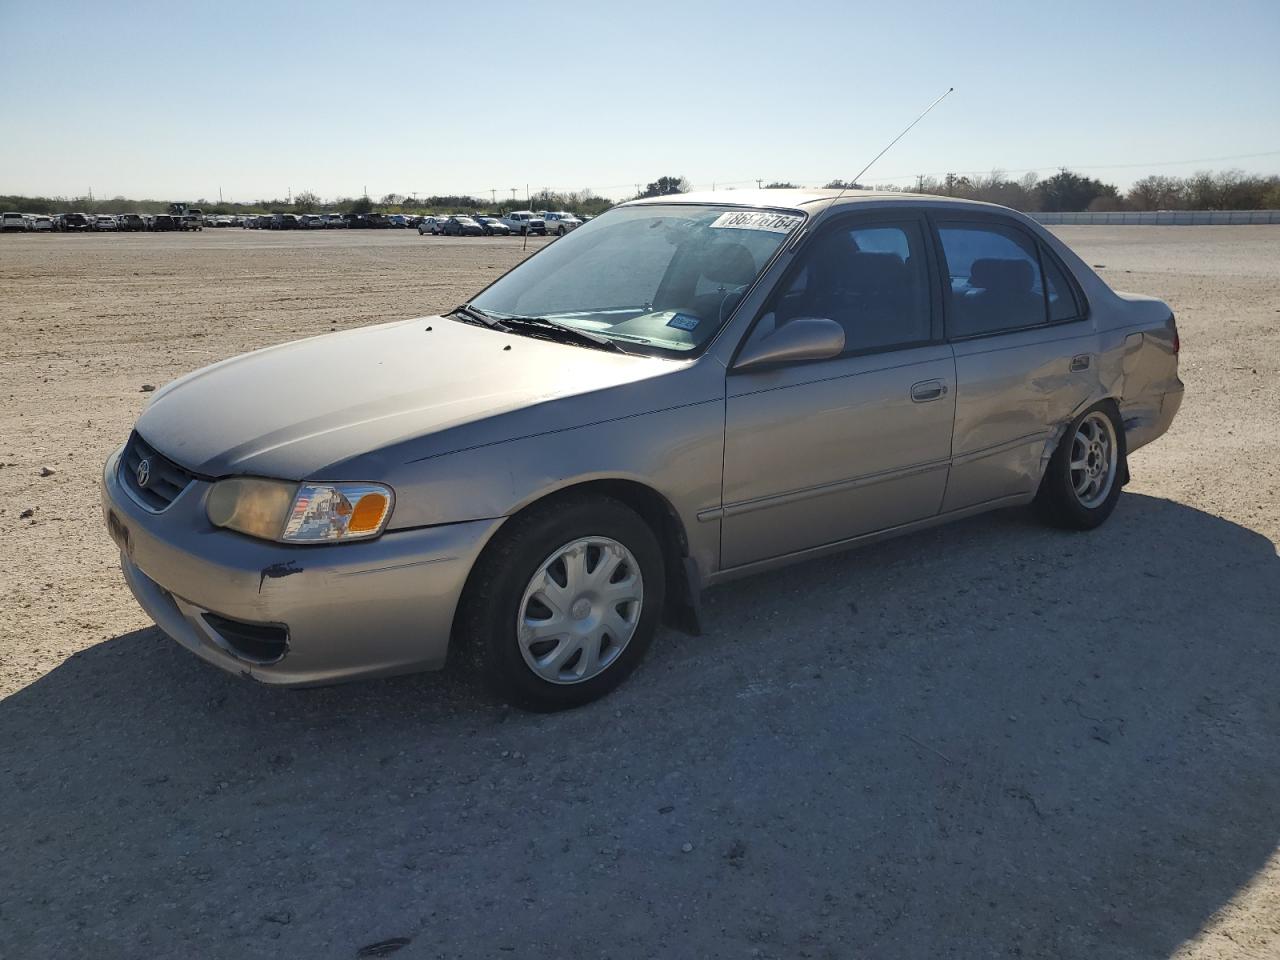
top-left (1034, 401), bottom-right (1126, 530)
top-left (460, 496), bottom-right (665, 710)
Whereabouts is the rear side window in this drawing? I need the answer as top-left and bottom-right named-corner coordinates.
top-left (1041, 247), bottom-right (1082, 322)
top-left (937, 222), bottom-right (1049, 337)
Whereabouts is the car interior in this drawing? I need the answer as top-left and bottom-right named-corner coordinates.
top-left (766, 224), bottom-right (930, 353)
top-left (950, 256), bottom-right (1045, 335)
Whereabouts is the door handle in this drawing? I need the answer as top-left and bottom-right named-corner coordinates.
top-left (910, 379), bottom-right (947, 402)
top-left (1070, 354), bottom-right (1091, 372)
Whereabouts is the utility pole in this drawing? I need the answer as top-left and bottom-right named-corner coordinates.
top-left (219, 186), bottom-right (223, 204)
top-left (755, 178), bottom-right (763, 190)
top-left (510, 188), bottom-right (517, 202)
top-left (490, 188), bottom-right (496, 205)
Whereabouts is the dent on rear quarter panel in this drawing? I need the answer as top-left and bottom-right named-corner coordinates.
top-left (1118, 318), bottom-right (1181, 452)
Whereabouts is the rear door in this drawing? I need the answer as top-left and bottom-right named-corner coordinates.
top-left (930, 214), bottom-right (1095, 511)
top-left (720, 212), bottom-right (955, 569)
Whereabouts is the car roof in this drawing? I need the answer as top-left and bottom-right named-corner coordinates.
top-left (623, 187), bottom-right (1013, 215)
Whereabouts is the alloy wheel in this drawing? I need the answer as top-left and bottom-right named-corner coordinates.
top-left (1070, 411), bottom-right (1118, 508)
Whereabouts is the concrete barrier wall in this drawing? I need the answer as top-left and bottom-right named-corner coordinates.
top-left (1030, 209), bottom-right (1280, 225)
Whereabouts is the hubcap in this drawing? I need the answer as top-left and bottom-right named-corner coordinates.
top-left (1069, 411), bottom-right (1118, 509)
top-left (516, 537), bottom-right (643, 684)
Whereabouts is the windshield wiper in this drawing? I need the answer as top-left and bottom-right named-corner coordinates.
top-left (494, 315), bottom-right (630, 354)
top-left (451, 303), bottom-right (508, 329)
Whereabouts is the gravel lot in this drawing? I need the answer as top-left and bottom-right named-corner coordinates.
top-left (1, 226), bottom-right (1277, 959)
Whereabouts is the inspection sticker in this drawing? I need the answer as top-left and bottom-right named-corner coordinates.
top-left (710, 211), bottom-right (803, 234)
top-left (666, 312), bottom-right (701, 331)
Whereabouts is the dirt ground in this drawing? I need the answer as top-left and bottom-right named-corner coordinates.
top-left (1, 226), bottom-right (1277, 959)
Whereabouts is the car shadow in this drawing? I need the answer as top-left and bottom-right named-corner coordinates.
top-left (2, 493), bottom-right (1278, 959)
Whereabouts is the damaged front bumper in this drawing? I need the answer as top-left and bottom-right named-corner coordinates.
top-left (101, 448), bottom-right (503, 686)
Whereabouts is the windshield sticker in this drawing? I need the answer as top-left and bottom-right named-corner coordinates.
top-left (710, 211), bottom-right (803, 234)
top-left (667, 313), bottom-right (700, 332)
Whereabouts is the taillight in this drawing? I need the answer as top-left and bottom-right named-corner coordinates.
top-left (1173, 332), bottom-right (1180, 355)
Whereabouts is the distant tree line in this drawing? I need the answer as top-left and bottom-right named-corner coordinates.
top-left (3, 168), bottom-right (1278, 216)
top-left (634, 169), bottom-right (1280, 211)
top-left (870, 168), bottom-right (1280, 212)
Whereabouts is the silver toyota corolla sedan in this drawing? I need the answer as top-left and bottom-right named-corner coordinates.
top-left (102, 190), bottom-right (1183, 709)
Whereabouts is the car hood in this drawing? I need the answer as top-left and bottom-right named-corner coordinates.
top-left (136, 317), bottom-right (682, 479)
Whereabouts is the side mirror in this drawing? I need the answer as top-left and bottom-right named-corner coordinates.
top-left (733, 316), bottom-right (845, 371)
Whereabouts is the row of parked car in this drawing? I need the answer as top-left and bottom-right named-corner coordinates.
top-left (2, 208), bottom-right (591, 236)
top-left (2, 211), bottom-right (205, 232)
top-left (239, 209), bottom-right (588, 235)
top-left (415, 211), bottom-right (586, 236)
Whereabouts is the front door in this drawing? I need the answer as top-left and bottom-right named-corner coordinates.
top-left (721, 214), bottom-right (956, 569)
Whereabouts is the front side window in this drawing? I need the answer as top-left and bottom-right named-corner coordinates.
top-left (937, 222), bottom-right (1050, 337)
top-left (469, 204), bottom-right (804, 355)
top-left (765, 219), bottom-right (932, 354)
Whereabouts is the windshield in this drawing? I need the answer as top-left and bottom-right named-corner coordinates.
top-left (469, 204), bottom-right (804, 355)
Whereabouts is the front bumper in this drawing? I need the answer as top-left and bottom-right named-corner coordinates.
top-left (102, 448), bottom-right (504, 686)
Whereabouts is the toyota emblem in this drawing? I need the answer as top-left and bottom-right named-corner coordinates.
top-left (135, 458), bottom-right (152, 488)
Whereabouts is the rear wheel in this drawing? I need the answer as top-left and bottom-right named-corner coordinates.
top-left (1034, 401), bottom-right (1126, 530)
top-left (460, 496), bottom-right (665, 710)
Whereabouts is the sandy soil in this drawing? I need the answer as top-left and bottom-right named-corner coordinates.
top-left (1, 226), bottom-right (1277, 959)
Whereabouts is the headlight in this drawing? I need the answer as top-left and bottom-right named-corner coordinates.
top-left (206, 478), bottom-right (394, 543)
top-left (282, 482), bottom-right (394, 542)
top-left (206, 477), bottom-right (296, 540)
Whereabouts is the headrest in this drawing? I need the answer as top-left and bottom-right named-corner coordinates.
top-left (847, 251), bottom-right (908, 282)
top-left (970, 258), bottom-right (1033, 293)
top-left (700, 242), bottom-right (757, 285)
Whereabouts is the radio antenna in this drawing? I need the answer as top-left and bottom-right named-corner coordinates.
top-left (827, 86), bottom-right (954, 206)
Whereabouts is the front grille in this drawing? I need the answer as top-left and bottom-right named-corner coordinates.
top-left (120, 432), bottom-right (195, 511)
top-left (203, 613), bottom-right (289, 663)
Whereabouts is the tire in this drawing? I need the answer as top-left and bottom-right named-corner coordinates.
top-left (460, 495), bottom-right (666, 711)
top-left (556, 226), bottom-right (565, 236)
top-left (1034, 400), bottom-right (1127, 530)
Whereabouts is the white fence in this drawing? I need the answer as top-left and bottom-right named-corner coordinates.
top-left (1031, 209), bottom-right (1280, 225)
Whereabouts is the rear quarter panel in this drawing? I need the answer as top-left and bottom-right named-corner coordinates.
top-left (1021, 218), bottom-right (1183, 455)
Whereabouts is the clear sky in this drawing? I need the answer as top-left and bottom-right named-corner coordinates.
top-left (2, 0), bottom-right (1278, 202)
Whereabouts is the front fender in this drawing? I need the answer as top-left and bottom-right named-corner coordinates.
top-left (375, 399), bottom-right (726, 579)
